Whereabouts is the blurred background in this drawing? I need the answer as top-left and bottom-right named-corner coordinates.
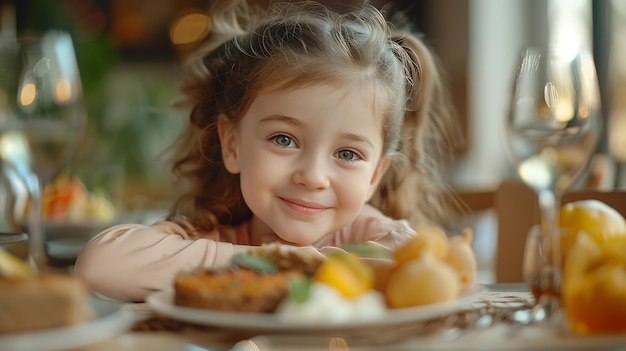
top-left (1, 0), bottom-right (624, 279)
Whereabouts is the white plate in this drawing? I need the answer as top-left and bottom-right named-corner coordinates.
top-left (44, 221), bottom-right (112, 239)
top-left (46, 237), bottom-right (88, 260)
top-left (0, 296), bottom-right (137, 351)
top-left (44, 221), bottom-right (114, 262)
top-left (146, 284), bottom-right (486, 332)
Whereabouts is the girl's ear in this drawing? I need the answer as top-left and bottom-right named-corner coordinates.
top-left (217, 114), bottom-right (241, 174)
top-left (367, 158), bottom-right (391, 200)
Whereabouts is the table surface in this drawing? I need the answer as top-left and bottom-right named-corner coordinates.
top-left (21, 283), bottom-right (615, 351)
top-left (6, 284), bottom-right (626, 351)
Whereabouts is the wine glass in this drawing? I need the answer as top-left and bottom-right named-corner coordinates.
top-left (521, 224), bottom-right (580, 322)
top-left (505, 47), bottom-right (602, 322)
top-left (0, 31), bottom-right (85, 270)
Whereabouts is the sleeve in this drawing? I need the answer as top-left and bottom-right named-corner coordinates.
top-left (73, 221), bottom-right (249, 302)
top-left (313, 204), bottom-right (416, 250)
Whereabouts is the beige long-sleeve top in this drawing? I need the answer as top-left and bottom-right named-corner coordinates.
top-left (74, 204), bottom-right (414, 302)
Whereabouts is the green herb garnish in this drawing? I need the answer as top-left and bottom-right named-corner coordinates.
top-left (288, 276), bottom-right (312, 303)
top-left (341, 242), bottom-right (391, 259)
top-left (231, 253), bottom-right (279, 274)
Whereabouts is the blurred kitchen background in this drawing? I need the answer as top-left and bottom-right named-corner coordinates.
top-left (1, 0), bottom-right (625, 280)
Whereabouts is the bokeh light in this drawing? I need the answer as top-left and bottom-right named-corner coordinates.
top-left (170, 12), bottom-right (211, 46)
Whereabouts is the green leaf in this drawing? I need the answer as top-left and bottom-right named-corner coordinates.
top-left (289, 277), bottom-right (312, 304)
top-left (341, 243), bottom-right (391, 259)
top-left (231, 254), bottom-right (279, 274)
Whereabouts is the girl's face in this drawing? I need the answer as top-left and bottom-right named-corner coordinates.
top-left (218, 83), bottom-right (390, 245)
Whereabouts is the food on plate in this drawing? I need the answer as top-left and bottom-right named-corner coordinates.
top-left (276, 281), bottom-right (387, 322)
top-left (42, 175), bottom-right (88, 221)
top-left (67, 191), bottom-right (117, 223)
top-left (386, 254), bottom-right (460, 308)
top-left (243, 242), bottom-right (325, 275)
top-left (383, 227), bottom-right (476, 308)
top-left (563, 230), bottom-right (626, 335)
top-left (443, 228), bottom-right (477, 292)
top-left (0, 248), bottom-right (93, 334)
top-left (366, 258), bottom-right (396, 293)
top-left (175, 267), bottom-right (303, 313)
top-left (172, 226), bottom-right (479, 318)
top-left (314, 252), bottom-right (374, 298)
top-left (393, 225), bottom-right (450, 265)
top-left (0, 274), bottom-right (94, 334)
top-left (174, 243), bottom-right (322, 313)
top-left (173, 243), bottom-right (388, 321)
top-left (42, 175), bottom-right (116, 223)
top-left (559, 200), bottom-right (626, 264)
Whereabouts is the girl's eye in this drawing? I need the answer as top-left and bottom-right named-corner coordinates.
top-left (336, 149), bottom-right (360, 161)
top-left (271, 134), bottom-right (296, 148)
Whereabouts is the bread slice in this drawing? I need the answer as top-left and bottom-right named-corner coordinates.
top-left (0, 273), bottom-right (94, 334)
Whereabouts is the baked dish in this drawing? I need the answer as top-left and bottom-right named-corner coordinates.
top-left (174, 243), bottom-right (322, 313)
top-left (0, 248), bottom-right (93, 333)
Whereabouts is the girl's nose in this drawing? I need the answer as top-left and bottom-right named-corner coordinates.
top-left (291, 153), bottom-right (330, 190)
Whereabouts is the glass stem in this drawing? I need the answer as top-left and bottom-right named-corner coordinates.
top-left (538, 190), bottom-right (561, 270)
top-left (24, 171), bottom-right (46, 271)
top-left (536, 189), bottom-right (563, 319)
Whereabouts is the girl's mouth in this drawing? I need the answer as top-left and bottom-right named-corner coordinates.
top-left (280, 197), bottom-right (329, 216)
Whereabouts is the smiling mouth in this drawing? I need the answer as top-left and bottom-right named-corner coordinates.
top-left (280, 197), bottom-right (329, 215)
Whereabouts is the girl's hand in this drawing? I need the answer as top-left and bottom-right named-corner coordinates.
top-left (319, 241), bottom-right (393, 259)
top-left (289, 245), bottom-right (327, 260)
top-left (341, 241), bottom-right (392, 259)
top-left (318, 246), bottom-right (347, 257)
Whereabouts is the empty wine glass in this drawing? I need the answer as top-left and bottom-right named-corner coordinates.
top-left (505, 47), bottom-right (602, 321)
top-left (0, 31), bottom-right (85, 270)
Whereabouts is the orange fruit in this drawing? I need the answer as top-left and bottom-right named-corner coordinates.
top-left (443, 229), bottom-right (477, 292)
top-left (385, 255), bottom-right (459, 308)
top-left (563, 232), bottom-right (626, 335)
top-left (361, 258), bottom-right (395, 293)
top-left (393, 225), bottom-right (449, 266)
top-left (314, 252), bottom-right (373, 298)
top-left (559, 200), bottom-right (626, 263)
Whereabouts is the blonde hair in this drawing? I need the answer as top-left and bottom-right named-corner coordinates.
top-left (167, 0), bottom-right (459, 235)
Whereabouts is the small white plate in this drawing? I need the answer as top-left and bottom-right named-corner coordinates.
top-left (46, 237), bottom-right (88, 260)
top-left (0, 296), bottom-right (137, 351)
top-left (43, 221), bottom-right (114, 262)
top-left (146, 284), bottom-right (487, 333)
top-left (44, 221), bottom-right (113, 239)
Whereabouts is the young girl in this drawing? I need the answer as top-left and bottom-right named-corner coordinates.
top-left (74, 0), bottom-right (459, 302)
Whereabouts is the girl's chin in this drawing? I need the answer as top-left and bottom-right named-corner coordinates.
top-left (272, 235), bottom-right (311, 247)
top-left (271, 231), bottom-right (323, 246)
top-left (251, 228), bottom-right (303, 246)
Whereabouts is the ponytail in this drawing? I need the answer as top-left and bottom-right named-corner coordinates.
top-left (369, 32), bottom-right (461, 226)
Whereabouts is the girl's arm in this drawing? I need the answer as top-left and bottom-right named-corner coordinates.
top-left (73, 221), bottom-right (248, 302)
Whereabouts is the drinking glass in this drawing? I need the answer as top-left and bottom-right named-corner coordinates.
top-left (0, 31), bottom-right (85, 270)
top-left (522, 225), bottom-right (579, 323)
top-left (505, 48), bottom-right (602, 321)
